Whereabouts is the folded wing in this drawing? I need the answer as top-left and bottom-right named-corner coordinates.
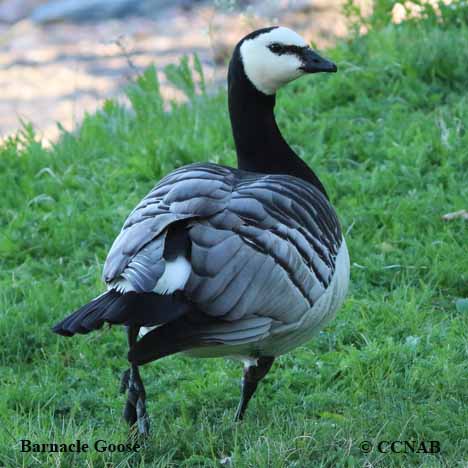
top-left (101, 163), bottom-right (342, 358)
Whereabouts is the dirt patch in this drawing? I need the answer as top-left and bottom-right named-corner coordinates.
top-left (0, 0), bottom-right (351, 144)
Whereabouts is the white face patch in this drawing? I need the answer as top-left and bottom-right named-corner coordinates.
top-left (240, 27), bottom-right (308, 95)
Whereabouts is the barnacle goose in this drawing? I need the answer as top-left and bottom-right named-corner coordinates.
top-left (53, 26), bottom-right (350, 434)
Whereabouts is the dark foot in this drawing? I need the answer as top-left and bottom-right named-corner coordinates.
top-left (120, 368), bottom-right (130, 394)
top-left (123, 326), bottom-right (150, 436)
top-left (235, 356), bottom-right (274, 421)
top-left (123, 365), bottom-right (150, 436)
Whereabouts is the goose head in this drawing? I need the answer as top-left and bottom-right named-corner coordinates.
top-left (237, 26), bottom-right (337, 95)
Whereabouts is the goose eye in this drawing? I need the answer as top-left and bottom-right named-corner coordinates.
top-left (268, 43), bottom-right (283, 54)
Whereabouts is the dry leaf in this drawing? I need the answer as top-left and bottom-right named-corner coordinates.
top-left (441, 210), bottom-right (468, 221)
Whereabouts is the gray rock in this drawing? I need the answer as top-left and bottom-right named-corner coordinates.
top-left (31, 0), bottom-right (139, 23)
top-left (138, 0), bottom-right (203, 15)
top-left (30, 0), bottom-right (204, 23)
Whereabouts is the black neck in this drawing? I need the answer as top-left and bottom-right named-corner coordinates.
top-left (227, 45), bottom-right (328, 198)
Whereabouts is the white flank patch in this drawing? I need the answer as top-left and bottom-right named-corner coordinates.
top-left (240, 26), bottom-right (307, 95)
top-left (109, 255), bottom-right (192, 295)
top-left (153, 255), bottom-right (192, 295)
top-left (333, 238), bottom-right (350, 311)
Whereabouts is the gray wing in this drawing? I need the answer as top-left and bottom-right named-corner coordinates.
top-left (103, 163), bottom-right (235, 287)
top-left (185, 173), bottom-right (342, 328)
top-left (102, 163), bottom-right (342, 347)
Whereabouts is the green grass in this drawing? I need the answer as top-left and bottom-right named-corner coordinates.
top-left (1, 11), bottom-right (467, 468)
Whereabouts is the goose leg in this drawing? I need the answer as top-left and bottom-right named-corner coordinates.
top-left (121, 325), bottom-right (150, 435)
top-left (235, 356), bottom-right (274, 421)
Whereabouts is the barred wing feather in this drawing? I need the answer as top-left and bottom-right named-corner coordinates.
top-left (103, 163), bottom-right (343, 348)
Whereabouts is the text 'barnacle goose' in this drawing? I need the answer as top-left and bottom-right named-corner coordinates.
top-left (52, 26), bottom-right (349, 435)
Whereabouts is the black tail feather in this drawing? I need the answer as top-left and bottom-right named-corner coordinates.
top-left (128, 313), bottom-right (222, 365)
top-left (52, 290), bottom-right (192, 337)
top-left (128, 320), bottom-right (199, 365)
